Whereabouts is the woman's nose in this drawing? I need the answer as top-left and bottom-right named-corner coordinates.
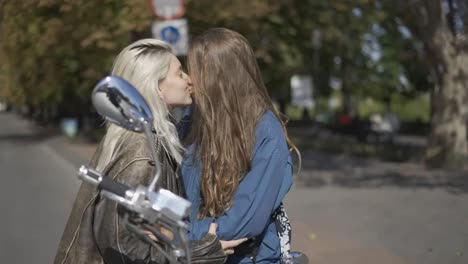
top-left (186, 75), bottom-right (193, 93)
top-left (186, 74), bottom-right (192, 85)
top-left (187, 76), bottom-right (193, 89)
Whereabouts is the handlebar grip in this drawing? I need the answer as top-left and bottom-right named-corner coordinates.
top-left (99, 176), bottom-right (130, 198)
top-left (78, 166), bottom-right (130, 198)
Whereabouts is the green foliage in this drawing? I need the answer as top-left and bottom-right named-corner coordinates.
top-left (0, 0), bottom-right (444, 124)
top-left (357, 97), bottom-right (386, 118)
top-left (0, 0), bottom-right (153, 114)
top-left (391, 94), bottom-right (430, 123)
top-left (356, 95), bottom-right (430, 122)
top-left (184, 0), bottom-right (429, 111)
top-left (285, 104), bottom-right (305, 120)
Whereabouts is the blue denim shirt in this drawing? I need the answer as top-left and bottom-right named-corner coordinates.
top-left (180, 111), bottom-right (293, 263)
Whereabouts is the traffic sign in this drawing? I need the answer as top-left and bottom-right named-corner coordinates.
top-left (291, 74), bottom-right (314, 109)
top-left (152, 19), bottom-right (188, 56)
top-left (149, 0), bottom-right (186, 20)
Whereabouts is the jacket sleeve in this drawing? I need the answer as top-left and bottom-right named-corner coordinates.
top-left (189, 136), bottom-right (293, 240)
top-left (93, 158), bottom-right (170, 263)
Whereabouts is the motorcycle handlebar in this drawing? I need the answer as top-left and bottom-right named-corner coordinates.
top-left (78, 166), bottom-right (130, 198)
top-left (99, 175), bottom-right (130, 198)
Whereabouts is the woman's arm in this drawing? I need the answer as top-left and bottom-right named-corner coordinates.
top-left (189, 136), bottom-right (293, 240)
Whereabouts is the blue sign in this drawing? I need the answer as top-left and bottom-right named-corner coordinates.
top-left (160, 26), bottom-right (180, 44)
top-left (152, 19), bottom-right (188, 55)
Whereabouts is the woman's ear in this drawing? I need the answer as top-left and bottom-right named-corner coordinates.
top-left (157, 82), bottom-right (165, 99)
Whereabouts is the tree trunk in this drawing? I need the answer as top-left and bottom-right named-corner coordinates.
top-left (425, 26), bottom-right (468, 168)
top-left (341, 61), bottom-right (353, 114)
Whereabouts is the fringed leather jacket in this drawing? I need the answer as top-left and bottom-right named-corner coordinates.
top-left (54, 132), bottom-right (226, 264)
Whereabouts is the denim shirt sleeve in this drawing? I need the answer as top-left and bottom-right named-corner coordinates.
top-left (176, 105), bottom-right (194, 141)
top-left (189, 135), bottom-right (292, 240)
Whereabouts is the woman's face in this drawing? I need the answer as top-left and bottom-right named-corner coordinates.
top-left (159, 54), bottom-right (192, 107)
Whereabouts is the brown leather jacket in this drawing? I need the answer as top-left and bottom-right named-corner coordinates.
top-left (54, 133), bottom-right (225, 264)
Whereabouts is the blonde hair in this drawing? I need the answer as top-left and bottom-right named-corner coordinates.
top-left (96, 39), bottom-right (184, 171)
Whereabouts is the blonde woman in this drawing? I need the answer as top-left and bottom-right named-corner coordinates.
top-left (54, 39), bottom-right (244, 264)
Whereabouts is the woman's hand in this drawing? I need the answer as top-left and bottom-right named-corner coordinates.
top-left (143, 226), bottom-right (174, 241)
top-left (208, 223), bottom-right (248, 255)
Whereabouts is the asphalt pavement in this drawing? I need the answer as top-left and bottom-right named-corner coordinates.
top-left (1, 111), bottom-right (467, 264)
top-left (0, 113), bottom-right (81, 263)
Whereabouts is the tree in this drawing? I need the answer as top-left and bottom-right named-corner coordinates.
top-left (186, 0), bottom-right (394, 105)
top-left (389, 0), bottom-right (468, 167)
top-left (0, 0), bottom-right (153, 121)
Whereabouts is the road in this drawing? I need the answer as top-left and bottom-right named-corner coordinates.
top-left (0, 113), bottom-right (81, 263)
top-left (285, 149), bottom-right (468, 264)
top-left (1, 111), bottom-right (467, 264)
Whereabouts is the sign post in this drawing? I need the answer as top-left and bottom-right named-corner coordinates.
top-left (149, 0), bottom-right (188, 56)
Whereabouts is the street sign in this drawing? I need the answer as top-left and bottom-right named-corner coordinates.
top-left (149, 0), bottom-right (186, 20)
top-left (291, 74), bottom-right (314, 109)
top-left (152, 19), bottom-right (188, 56)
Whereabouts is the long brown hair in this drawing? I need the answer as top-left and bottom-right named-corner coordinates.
top-left (187, 28), bottom-right (299, 219)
